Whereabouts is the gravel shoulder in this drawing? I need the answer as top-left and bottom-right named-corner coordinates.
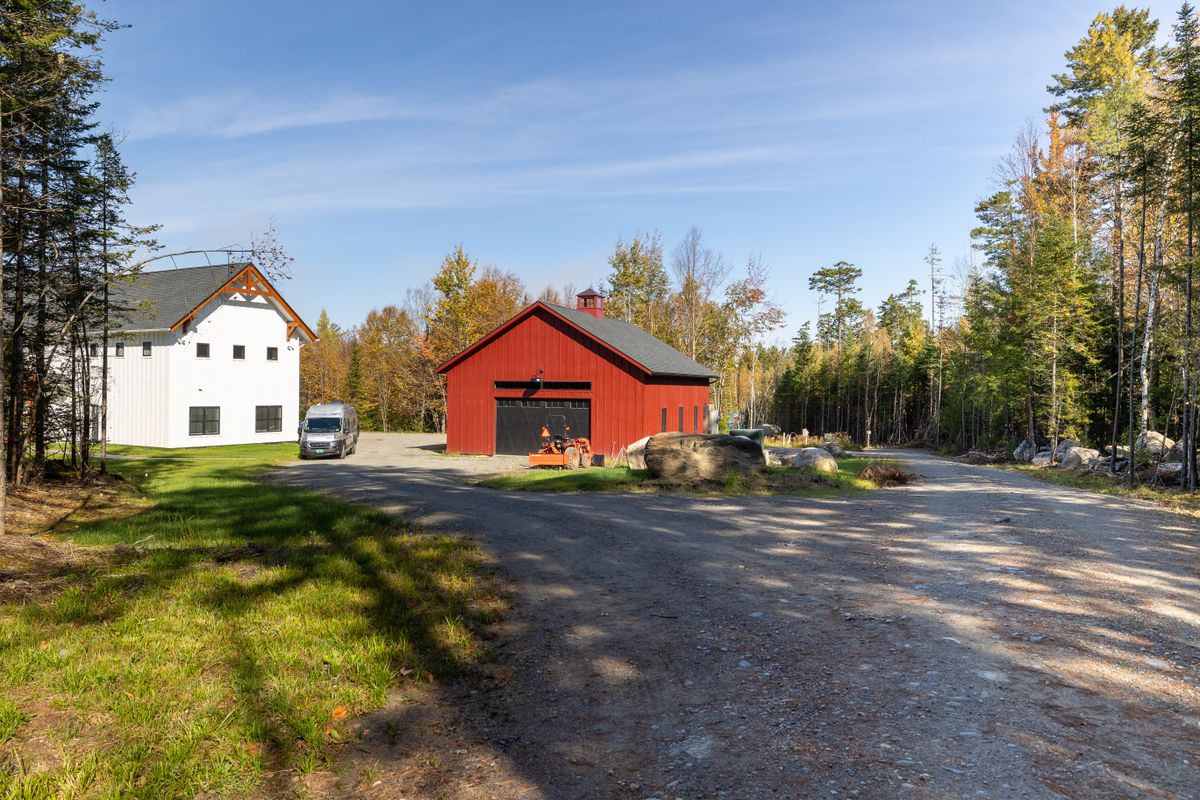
top-left (276, 437), bottom-right (1200, 799)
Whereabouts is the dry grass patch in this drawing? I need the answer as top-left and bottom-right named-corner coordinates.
top-left (5, 474), bottom-right (147, 537)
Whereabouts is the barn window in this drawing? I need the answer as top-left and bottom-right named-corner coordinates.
top-left (115, 342), bottom-right (125, 358)
top-left (255, 405), bottom-right (282, 433)
top-left (142, 341), bottom-right (152, 357)
top-left (233, 345), bottom-right (245, 360)
top-left (196, 342), bottom-right (210, 358)
top-left (189, 406), bottom-right (220, 436)
top-left (678, 406), bottom-right (684, 432)
top-left (693, 405), bottom-right (699, 432)
top-left (266, 347), bottom-right (278, 361)
top-left (661, 407), bottom-right (667, 432)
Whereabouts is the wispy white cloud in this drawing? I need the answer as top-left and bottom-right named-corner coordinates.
top-left (125, 91), bottom-right (439, 140)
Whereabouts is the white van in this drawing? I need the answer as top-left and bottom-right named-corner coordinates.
top-left (299, 402), bottom-right (359, 459)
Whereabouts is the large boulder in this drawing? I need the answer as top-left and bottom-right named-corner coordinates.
top-left (1013, 439), bottom-right (1036, 463)
top-left (1059, 447), bottom-right (1100, 470)
top-left (643, 433), bottom-right (766, 481)
top-left (820, 442), bottom-right (846, 457)
top-left (1153, 461), bottom-right (1184, 484)
top-left (1054, 439), bottom-right (1080, 462)
top-left (1136, 430), bottom-right (1175, 457)
top-left (626, 435), bottom-right (652, 470)
top-left (781, 447), bottom-right (838, 473)
top-left (1031, 450), bottom-right (1053, 467)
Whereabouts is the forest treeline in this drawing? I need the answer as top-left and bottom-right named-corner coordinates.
top-left (775, 4), bottom-right (1200, 491)
top-left (0, 1), bottom-right (153, 492)
top-left (300, 230), bottom-right (786, 432)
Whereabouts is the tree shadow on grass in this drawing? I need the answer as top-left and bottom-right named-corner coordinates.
top-left (0, 457), bottom-right (502, 799)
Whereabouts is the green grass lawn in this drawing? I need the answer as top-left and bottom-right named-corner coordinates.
top-left (480, 455), bottom-right (892, 495)
top-left (0, 443), bottom-right (500, 799)
top-left (996, 462), bottom-right (1200, 517)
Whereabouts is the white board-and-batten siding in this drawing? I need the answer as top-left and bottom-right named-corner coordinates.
top-left (93, 294), bottom-right (302, 448)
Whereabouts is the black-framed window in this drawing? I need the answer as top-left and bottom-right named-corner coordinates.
top-left (142, 341), bottom-right (152, 357)
top-left (196, 342), bottom-right (210, 358)
top-left (661, 407), bottom-right (667, 433)
top-left (89, 342), bottom-right (99, 357)
top-left (693, 405), bottom-right (699, 433)
top-left (189, 406), bottom-right (220, 436)
top-left (233, 344), bottom-right (245, 360)
top-left (678, 406), bottom-right (684, 433)
top-left (266, 347), bottom-right (278, 361)
top-left (255, 405), bottom-right (282, 433)
top-left (115, 342), bottom-right (125, 358)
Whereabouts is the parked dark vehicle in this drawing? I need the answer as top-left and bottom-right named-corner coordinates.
top-left (299, 402), bottom-right (359, 459)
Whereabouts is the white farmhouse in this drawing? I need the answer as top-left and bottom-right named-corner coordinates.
top-left (93, 262), bottom-right (315, 448)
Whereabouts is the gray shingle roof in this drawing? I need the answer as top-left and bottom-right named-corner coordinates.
top-left (546, 303), bottom-right (717, 379)
top-left (110, 263), bottom-right (247, 331)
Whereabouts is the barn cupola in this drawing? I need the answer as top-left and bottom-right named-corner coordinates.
top-left (576, 287), bottom-right (605, 319)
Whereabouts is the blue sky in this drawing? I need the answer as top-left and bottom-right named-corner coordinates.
top-left (97, 0), bottom-right (1165, 339)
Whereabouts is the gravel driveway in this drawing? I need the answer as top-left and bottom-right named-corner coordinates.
top-left (276, 434), bottom-right (1199, 799)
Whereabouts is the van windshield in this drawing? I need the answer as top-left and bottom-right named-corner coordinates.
top-left (304, 417), bottom-right (342, 432)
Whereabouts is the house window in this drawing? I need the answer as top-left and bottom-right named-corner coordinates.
top-left (89, 342), bottom-right (99, 357)
top-left (115, 342), bottom-right (125, 358)
top-left (661, 407), bottom-right (667, 433)
top-left (255, 405), bottom-right (282, 433)
top-left (693, 405), bottom-right (699, 433)
top-left (142, 341), bottom-right (152, 357)
top-left (189, 406), bottom-right (220, 436)
top-left (196, 342), bottom-right (210, 358)
top-left (233, 345), bottom-right (245, 360)
top-left (678, 406), bottom-right (684, 433)
top-left (266, 347), bottom-right (278, 361)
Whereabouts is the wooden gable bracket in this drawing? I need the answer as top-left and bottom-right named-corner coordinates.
top-left (169, 263), bottom-right (317, 343)
top-left (223, 265), bottom-right (273, 298)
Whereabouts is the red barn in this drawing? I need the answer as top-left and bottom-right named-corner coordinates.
top-left (436, 290), bottom-right (717, 456)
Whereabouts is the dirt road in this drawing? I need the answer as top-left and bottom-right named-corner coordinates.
top-left (278, 436), bottom-right (1199, 799)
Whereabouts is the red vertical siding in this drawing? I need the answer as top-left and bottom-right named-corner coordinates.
top-left (443, 307), bottom-right (711, 455)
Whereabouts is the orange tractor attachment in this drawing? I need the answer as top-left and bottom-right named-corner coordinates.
top-left (528, 425), bottom-right (592, 469)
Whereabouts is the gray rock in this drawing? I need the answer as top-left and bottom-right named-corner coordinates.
top-left (1012, 439), bottom-right (1036, 462)
top-left (1031, 451), bottom-right (1052, 467)
top-left (782, 447), bottom-right (838, 473)
top-left (1054, 439), bottom-right (1080, 461)
top-left (625, 435), bottom-right (652, 470)
top-left (1059, 447), bottom-right (1099, 470)
top-left (1136, 430), bottom-right (1175, 457)
top-left (643, 433), bottom-right (766, 481)
top-left (820, 442), bottom-right (846, 457)
top-left (1154, 461), bottom-right (1183, 484)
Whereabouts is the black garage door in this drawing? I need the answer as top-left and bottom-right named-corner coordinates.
top-left (495, 399), bottom-right (591, 455)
